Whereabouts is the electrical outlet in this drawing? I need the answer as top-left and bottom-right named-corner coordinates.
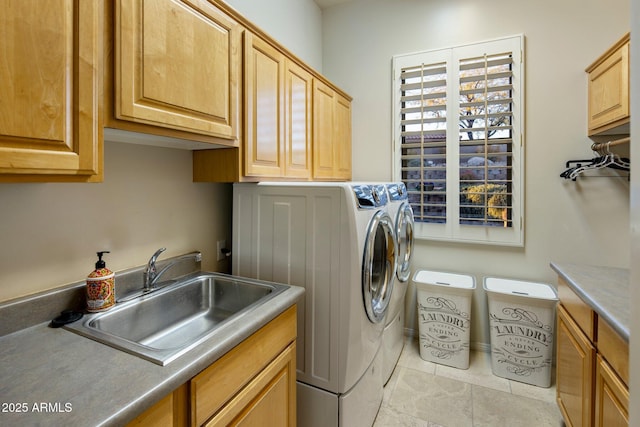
top-left (217, 240), bottom-right (227, 261)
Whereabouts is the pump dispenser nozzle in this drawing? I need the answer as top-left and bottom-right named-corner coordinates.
top-left (95, 251), bottom-right (110, 269)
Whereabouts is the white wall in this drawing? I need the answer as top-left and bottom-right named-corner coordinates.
top-left (0, 142), bottom-right (232, 302)
top-left (321, 0), bottom-right (630, 345)
top-left (225, 0), bottom-right (323, 71)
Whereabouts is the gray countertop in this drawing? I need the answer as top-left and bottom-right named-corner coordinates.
top-left (0, 284), bottom-right (304, 426)
top-left (550, 262), bottom-right (629, 341)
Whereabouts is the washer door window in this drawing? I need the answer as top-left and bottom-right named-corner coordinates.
top-left (395, 202), bottom-right (415, 282)
top-left (362, 210), bottom-right (397, 323)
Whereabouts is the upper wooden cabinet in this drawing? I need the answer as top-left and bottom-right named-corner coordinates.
top-left (243, 32), bottom-right (286, 178)
top-left (110, 0), bottom-right (241, 144)
top-left (243, 32), bottom-right (313, 180)
top-left (283, 60), bottom-right (313, 179)
top-left (0, 0), bottom-right (103, 182)
top-left (193, 28), bottom-right (341, 183)
top-left (313, 80), bottom-right (352, 181)
top-left (586, 33), bottom-right (630, 136)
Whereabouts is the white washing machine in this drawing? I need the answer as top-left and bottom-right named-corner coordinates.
top-left (232, 182), bottom-right (397, 427)
top-left (381, 182), bottom-right (415, 384)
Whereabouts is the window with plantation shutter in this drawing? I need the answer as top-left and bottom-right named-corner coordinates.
top-left (393, 35), bottom-right (524, 246)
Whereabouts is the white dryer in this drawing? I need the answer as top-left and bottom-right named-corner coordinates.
top-left (232, 182), bottom-right (397, 427)
top-left (381, 182), bottom-right (415, 384)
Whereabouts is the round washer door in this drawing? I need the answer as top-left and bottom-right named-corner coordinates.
top-left (395, 202), bottom-right (415, 282)
top-left (362, 210), bottom-right (397, 323)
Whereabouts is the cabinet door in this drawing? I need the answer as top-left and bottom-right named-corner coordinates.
top-left (586, 34), bottom-right (630, 135)
top-left (557, 304), bottom-right (595, 427)
top-left (594, 356), bottom-right (628, 427)
top-left (127, 384), bottom-right (189, 427)
top-left (0, 0), bottom-right (102, 180)
top-left (312, 80), bottom-right (336, 180)
top-left (333, 93), bottom-right (352, 180)
top-left (204, 343), bottom-right (296, 427)
top-left (312, 80), bottom-right (352, 180)
top-left (116, 0), bottom-right (240, 140)
top-left (191, 306), bottom-right (297, 426)
top-left (284, 60), bottom-right (312, 179)
top-left (244, 32), bottom-right (285, 177)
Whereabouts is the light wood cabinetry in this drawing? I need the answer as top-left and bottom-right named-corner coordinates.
top-left (109, 0), bottom-right (241, 145)
top-left (127, 384), bottom-right (189, 426)
top-left (243, 32), bottom-right (313, 180)
top-left (192, 3), bottom-right (349, 183)
top-left (193, 30), bottom-right (314, 182)
top-left (199, 343), bottom-right (295, 426)
top-left (595, 355), bottom-right (629, 427)
top-left (243, 32), bottom-right (287, 178)
top-left (2, 0), bottom-right (349, 181)
top-left (586, 33), bottom-right (630, 136)
top-left (313, 80), bottom-right (352, 181)
top-left (557, 304), bottom-right (595, 427)
top-left (555, 278), bottom-right (629, 427)
top-left (0, 0), bottom-right (103, 182)
top-left (127, 305), bottom-right (297, 427)
top-left (191, 305), bottom-right (296, 426)
top-left (283, 60), bottom-right (313, 179)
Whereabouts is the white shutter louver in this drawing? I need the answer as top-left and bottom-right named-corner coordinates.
top-left (400, 62), bottom-right (448, 223)
top-left (458, 53), bottom-right (514, 227)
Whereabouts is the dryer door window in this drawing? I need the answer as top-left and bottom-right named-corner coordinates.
top-left (396, 202), bottom-right (415, 282)
top-left (362, 210), bottom-right (397, 323)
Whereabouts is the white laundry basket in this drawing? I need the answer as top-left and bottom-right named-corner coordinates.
top-left (414, 270), bottom-right (475, 369)
top-left (484, 277), bottom-right (558, 387)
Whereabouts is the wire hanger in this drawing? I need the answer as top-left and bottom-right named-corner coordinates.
top-left (560, 137), bottom-right (630, 181)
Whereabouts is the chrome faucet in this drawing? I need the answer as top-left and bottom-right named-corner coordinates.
top-left (143, 248), bottom-right (202, 290)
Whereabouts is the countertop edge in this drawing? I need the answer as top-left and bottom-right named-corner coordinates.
top-left (550, 262), bottom-right (629, 341)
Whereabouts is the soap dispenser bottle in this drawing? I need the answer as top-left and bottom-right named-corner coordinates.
top-left (86, 251), bottom-right (115, 312)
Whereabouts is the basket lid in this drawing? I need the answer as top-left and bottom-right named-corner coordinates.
top-left (413, 270), bottom-right (475, 289)
top-left (483, 277), bottom-right (557, 300)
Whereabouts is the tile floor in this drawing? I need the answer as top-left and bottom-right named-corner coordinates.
top-left (374, 337), bottom-right (564, 427)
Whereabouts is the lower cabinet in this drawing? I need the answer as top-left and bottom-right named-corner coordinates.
top-left (556, 304), bottom-right (595, 427)
top-left (199, 343), bottom-right (295, 426)
top-left (127, 384), bottom-right (189, 427)
top-left (555, 278), bottom-right (628, 427)
top-left (595, 355), bottom-right (629, 427)
top-left (127, 305), bottom-right (296, 427)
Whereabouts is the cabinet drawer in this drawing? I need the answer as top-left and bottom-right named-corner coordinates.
top-left (557, 278), bottom-right (596, 341)
top-left (597, 317), bottom-right (628, 386)
top-left (204, 343), bottom-right (296, 426)
top-left (190, 306), bottom-right (296, 426)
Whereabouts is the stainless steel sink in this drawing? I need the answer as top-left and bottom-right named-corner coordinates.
top-left (65, 272), bottom-right (288, 365)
